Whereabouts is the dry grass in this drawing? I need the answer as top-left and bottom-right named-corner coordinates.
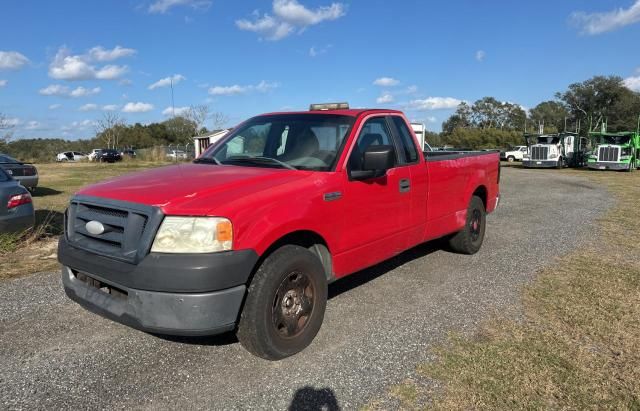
top-left (372, 169), bottom-right (640, 410)
top-left (0, 161), bottom-right (169, 280)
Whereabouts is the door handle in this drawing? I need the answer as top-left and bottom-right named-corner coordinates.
top-left (399, 178), bottom-right (411, 193)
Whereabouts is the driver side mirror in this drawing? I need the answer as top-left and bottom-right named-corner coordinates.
top-left (350, 145), bottom-right (395, 180)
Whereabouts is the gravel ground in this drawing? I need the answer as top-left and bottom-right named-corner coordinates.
top-left (0, 167), bottom-right (611, 410)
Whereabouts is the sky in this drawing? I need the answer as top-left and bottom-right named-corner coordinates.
top-left (1, 0), bottom-right (640, 139)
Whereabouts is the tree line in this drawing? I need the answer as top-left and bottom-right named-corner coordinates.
top-left (2, 75), bottom-right (640, 161)
top-left (438, 75), bottom-right (640, 149)
top-left (0, 105), bottom-right (228, 162)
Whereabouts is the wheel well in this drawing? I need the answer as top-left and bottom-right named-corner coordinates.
top-left (258, 230), bottom-right (333, 282)
top-left (472, 185), bottom-right (487, 209)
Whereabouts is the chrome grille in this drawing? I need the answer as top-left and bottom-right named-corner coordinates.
top-left (531, 146), bottom-right (548, 160)
top-left (66, 197), bottom-right (163, 263)
top-left (598, 146), bottom-right (619, 162)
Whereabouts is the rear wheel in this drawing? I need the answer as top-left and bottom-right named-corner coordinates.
top-left (448, 195), bottom-right (486, 255)
top-left (237, 245), bottom-right (327, 360)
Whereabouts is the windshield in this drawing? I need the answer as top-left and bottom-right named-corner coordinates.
top-left (202, 114), bottom-right (355, 171)
top-left (536, 136), bottom-right (560, 144)
top-left (601, 135), bottom-right (631, 145)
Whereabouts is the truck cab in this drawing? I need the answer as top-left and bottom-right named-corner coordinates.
top-left (587, 131), bottom-right (639, 171)
top-left (523, 133), bottom-right (575, 168)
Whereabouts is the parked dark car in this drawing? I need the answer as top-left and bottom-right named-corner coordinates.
top-left (95, 149), bottom-right (122, 163)
top-left (0, 154), bottom-right (39, 192)
top-left (120, 149), bottom-right (137, 158)
top-left (0, 167), bottom-right (34, 234)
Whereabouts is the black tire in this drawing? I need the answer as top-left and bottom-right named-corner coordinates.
top-left (507, 156), bottom-right (515, 163)
top-left (556, 157), bottom-right (564, 169)
top-left (448, 195), bottom-right (486, 255)
top-left (237, 245), bottom-right (327, 360)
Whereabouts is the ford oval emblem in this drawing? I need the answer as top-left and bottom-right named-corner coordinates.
top-left (85, 220), bottom-right (106, 235)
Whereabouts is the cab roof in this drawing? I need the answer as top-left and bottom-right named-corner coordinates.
top-left (259, 108), bottom-right (405, 118)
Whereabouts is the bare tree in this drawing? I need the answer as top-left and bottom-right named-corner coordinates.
top-left (95, 113), bottom-right (125, 149)
top-left (184, 105), bottom-right (229, 135)
top-left (185, 105), bottom-right (210, 136)
top-left (211, 111), bottom-right (229, 131)
top-left (0, 112), bottom-right (15, 144)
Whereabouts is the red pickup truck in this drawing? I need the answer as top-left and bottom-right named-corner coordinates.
top-left (59, 104), bottom-right (500, 360)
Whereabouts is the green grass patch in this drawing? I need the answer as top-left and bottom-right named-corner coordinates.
top-left (371, 170), bottom-right (640, 410)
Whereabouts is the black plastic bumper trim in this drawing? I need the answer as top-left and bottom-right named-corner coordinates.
top-left (62, 267), bottom-right (243, 336)
top-left (58, 236), bottom-right (259, 293)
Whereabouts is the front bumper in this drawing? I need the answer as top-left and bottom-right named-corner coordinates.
top-left (62, 267), bottom-right (245, 336)
top-left (59, 237), bottom-right (259, 336)
top-left (587, 161), bottom-right (630, 171)
top-left (14, 175), bottom-right (38, 188)
top-left (522, 160), bottom-right (559, 168)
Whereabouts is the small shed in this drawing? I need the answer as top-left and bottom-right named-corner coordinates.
top-left (194, 129), bottom-right (232, 157)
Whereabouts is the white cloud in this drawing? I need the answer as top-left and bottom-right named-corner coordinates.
top-left (624, 75), bottom-right (640, 91)
top-left (309, 44), bottom-right (332, 57)
top-left (48, 47), bottom-right (130, 81)
top-left (95, 64), bottom-right (129, 80)
top-left (0, 51), bottom-right (29, 70)
top-left (162, 106), bottom-right (190, 116)
top-left (148, 74), bottom-right (186, 90)
top-left (79, 103), bottom-right (98, 111)
top-left (0, 79), bottom-right (6, 88)
top-left (406, 85), bottom-right (418, 94)
top-left (62, 119), bottom-right (96, 131)
top-left (208, 80), bottom-right (278, 96)
top-left (236, 0), bottom-right (346, 41)
top-left (408, 97), bottom-right (463, 111)
top-left (571, 1), bottom-right (640, 35)
top-left (376, 93), bottom-right (394, 104)
top-left (49, 104), bottom-right (61, 110)
top-left (122, 102), bottom-right (154, 113)
top-left (426, 116), bottom-right (437, 123)
top-left (70, 86), bottom-right (101, 97)
top-left (373, 77), bottom-right (399, 87)
top-left (39, 84), bottom-right (101, 98)
top-left (475, 50), bottom-right (486, 62)
top-left (4, 117), bottom-right (21, 127)
top-left (24, 121), bottom-right (44, 130)
top-left (88, 46), bottom-right (137, 62)
top-left (149, 0), bottom-right (212, 13)
top-left (209, 85), bottom-right (247, 96)
top-left (39, 84), bottom-right (69, 96)
top-left (102, 104), bottom-right (119, 111)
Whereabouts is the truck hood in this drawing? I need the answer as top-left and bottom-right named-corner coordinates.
top-left (77, 163), bottom-right (311, 215)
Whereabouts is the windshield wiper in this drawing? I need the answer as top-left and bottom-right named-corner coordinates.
top-left (193, 157), bottom-right (222, 165)
top-left (225, 156), bottom-right (297, 170)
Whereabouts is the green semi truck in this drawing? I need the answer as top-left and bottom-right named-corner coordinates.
top-left (587, 130), bottom-right (640, 171)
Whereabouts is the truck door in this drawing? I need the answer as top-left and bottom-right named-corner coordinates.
top-left (388, 115), bottom-right (429, 248)
top-left (340, 116), bottom-right (412, 266)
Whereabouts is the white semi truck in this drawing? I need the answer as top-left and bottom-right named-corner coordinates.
top-left (522, 133), bottom-right (579, 168)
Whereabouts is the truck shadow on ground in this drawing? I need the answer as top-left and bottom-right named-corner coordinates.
top-left (156, 238), bottom-right (446, 347)
top-left (288, 386), bottom-right (341, 411)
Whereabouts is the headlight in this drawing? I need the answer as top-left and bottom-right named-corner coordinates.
top-left (151, 216), bottom-right (233, 253)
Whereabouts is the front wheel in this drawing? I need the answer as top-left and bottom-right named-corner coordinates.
top-left (448, 195), bottom-right (486, 255)
top-left (507, 156), bottom-right (515, 163)
top-left (237, 245), bottom-right (327, 360)
top-left (556, 157), bottom-right (564, 169)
